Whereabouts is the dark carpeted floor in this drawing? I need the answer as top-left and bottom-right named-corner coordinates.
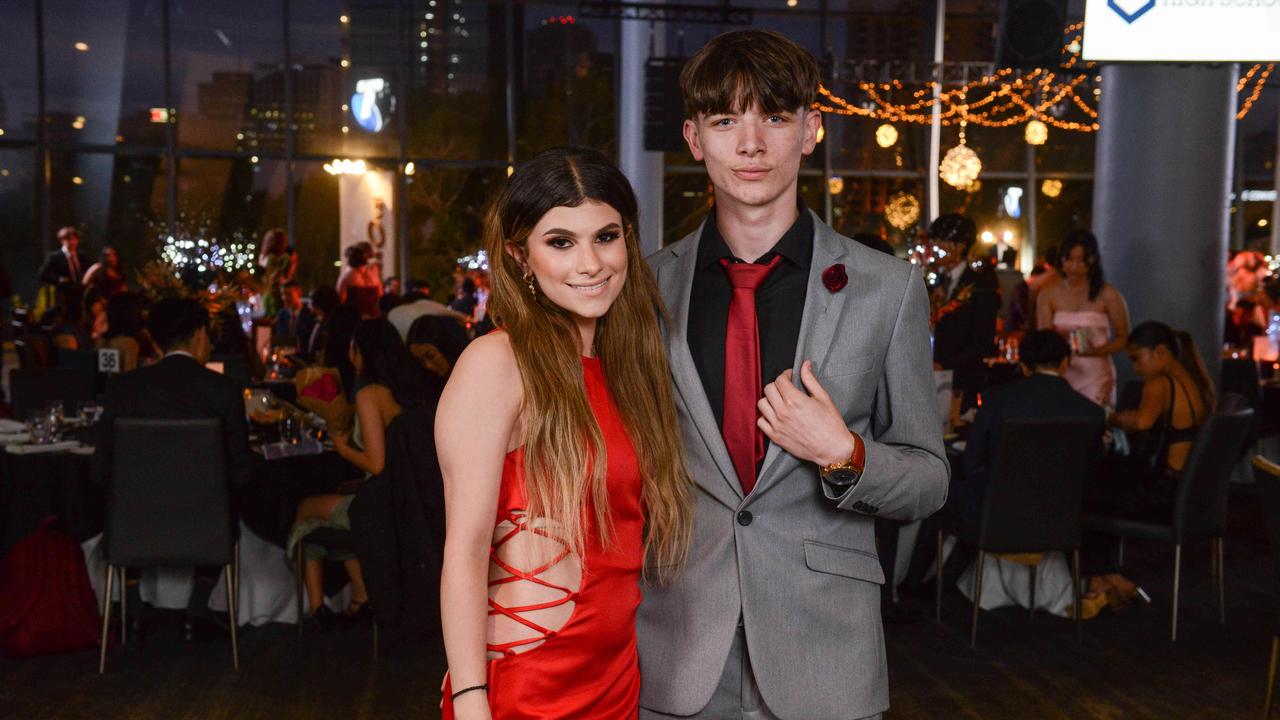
top-left (4, 489), bottom-right (1275, 720)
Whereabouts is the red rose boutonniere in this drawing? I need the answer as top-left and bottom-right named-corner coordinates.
top-left (822, 263), bottom-right (848, 293)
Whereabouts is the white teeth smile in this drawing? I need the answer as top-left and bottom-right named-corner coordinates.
top-left (571, 278), bottom-right (609, 292)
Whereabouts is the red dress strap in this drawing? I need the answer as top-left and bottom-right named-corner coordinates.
top-left (485, 510), bottom-right (580, 656)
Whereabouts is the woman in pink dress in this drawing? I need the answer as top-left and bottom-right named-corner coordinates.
top-left (1038, 231), bottom-right (1131, 408)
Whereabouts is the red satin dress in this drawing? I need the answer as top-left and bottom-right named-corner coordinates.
top-left (442, 356), bottom-right (644, 719)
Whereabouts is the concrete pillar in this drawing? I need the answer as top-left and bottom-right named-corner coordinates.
top-left (1093, 63), bottom-right (1239, 385)
top-left (618, 20), bottom-right (665, 255)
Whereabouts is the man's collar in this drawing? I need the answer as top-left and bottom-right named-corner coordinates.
top-left (696, 201), bottom-right (813, 270)
top-left (164, 350), bottom-right (198, 361)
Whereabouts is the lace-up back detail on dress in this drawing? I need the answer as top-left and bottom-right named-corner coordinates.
top-left (441, 355), bottom-right (645, 719)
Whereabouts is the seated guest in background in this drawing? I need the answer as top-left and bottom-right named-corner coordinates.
top-left (960, 330), bottom-right (1105, 526)
top-left (1083, 321), bottom-right (1215, 611)
top-left (312, 285), bottom-right (360, 394)
top-left (83, 245), bottom-right (128, 300)
top-left (386, 282), bottom-right (466, 342)
top-left (304, 286), bottom-right (339, 360)
top-left (85, 286), bottom-right (109, 345)
top-left (448, 276), bottom-right (478, 319)
top-left (378, 291), bottom-right (406, 318)
top-left (273, 280), bottom-right (315, 346)
top-left (39, 226), bottom-right (89, 287)
top-left (287, 319), bottom-right (441, 629)
top-left (929, 213), bottom-right (999, 411)
top-left (337, 242), bottom-right (382, 318)
top-left (405, 314), bottom-right (469, 379)
top-left (905, 330), bottom-right (1104, 593)
top-left (47, 284), bottom-right (91, 350)
top-left (1225, 249), bottom-right (1270, 347)
top-left (383, 276), bottom-right (402, 297)
top-left (211, 303), bottom-right (264, 380)
top-left (404, 278), bottom-right (431, 299)
top-left (103, 292), bottom-right (158, 373)
top-left (93, 297), bottom-right (255, 642)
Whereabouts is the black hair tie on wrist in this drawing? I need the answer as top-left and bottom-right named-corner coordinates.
top-left (451, 683), bottom-right (489, 702)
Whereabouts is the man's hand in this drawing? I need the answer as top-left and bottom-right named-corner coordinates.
top-left (758, 360), bottom-right (856, 468)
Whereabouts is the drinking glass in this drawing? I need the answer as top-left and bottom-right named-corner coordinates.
top-left (27, 417), bottom-right (50, 445)
top-left (77, 401), bottom-right (102, 426)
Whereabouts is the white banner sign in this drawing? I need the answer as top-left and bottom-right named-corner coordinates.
top-left (1083, 0), bottom-right (1280, 62)
top-left (339, 171), bottom-right (397, 280)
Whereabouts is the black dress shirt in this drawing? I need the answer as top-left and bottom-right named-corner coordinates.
top-left (688, 206), bottom-right (813, 429)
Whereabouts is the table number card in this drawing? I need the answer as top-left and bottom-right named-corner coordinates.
top-left (97, 348), bottom-right (121, 374)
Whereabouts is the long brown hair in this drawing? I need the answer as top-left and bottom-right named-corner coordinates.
top-left (485, 147), bottom-right (692, 581)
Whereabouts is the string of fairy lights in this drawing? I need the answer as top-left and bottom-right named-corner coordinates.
top-left (816, 23), bottom-right (1269, 135)
top-left (817, 22), bottom-right (1272, 192)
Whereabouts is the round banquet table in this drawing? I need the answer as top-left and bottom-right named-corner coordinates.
top-left (0, 435), bottom-right (362, 626)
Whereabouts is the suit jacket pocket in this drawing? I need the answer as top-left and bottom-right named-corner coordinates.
top-left (820, 353), bottom-right (877, 379)
top-left (803, 540), bottom-right (885, 585)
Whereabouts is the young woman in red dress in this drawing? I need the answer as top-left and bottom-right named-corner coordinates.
top-left (436, 147), bottom-right (694, 719)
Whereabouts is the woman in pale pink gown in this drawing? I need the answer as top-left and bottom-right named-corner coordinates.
top-left (1037, 231), bottom-right (1130, 408)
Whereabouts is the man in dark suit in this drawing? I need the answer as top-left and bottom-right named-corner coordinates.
top-left (93, 297), bottom-right (255, 642)
top-left (38, 226), bottom-right (90, 287)
top-left (273, 280), bottom-right (316, 347)
top-left (955, 329), bottom-right (1105, 526)
top-left (906, 330), bottom-right (1105, 591)
top-left (930, 214), bottom-right (999, 410)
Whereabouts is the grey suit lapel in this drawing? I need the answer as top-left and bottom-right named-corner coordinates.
top-left (660, 229), bottom-right (745, 506)
top-left (754, 212), bottom-right (852, 495)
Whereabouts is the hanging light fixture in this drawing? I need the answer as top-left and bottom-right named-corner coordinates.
top-left (875, 123), bottom-right (898, 148)
top-left (1041, 178), bottom-right (1063, 198)
top-left (1025, 119), bottom-right (1049, 146)
top-left (940, 97), bottom-right (982, 190)
top-left (885, 192), bottom-right (921, 230)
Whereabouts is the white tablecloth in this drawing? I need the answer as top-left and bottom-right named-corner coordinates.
top-left (81, 521), bottom-right (349, 626)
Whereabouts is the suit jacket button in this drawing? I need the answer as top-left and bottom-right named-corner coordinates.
top-left (736, 510), bottom-right (753, 526)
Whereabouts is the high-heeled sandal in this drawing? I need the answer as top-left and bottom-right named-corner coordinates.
top-left (342, 599), bottom-right (373, 628)
top-left (1075, 590), bottom-right (1110, 620)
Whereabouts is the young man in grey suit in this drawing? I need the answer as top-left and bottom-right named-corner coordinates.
top-left (639, 30), bottom-right (949, 720)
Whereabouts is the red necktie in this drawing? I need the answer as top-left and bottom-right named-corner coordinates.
top-left (720, 256), bottom-right (781, 495)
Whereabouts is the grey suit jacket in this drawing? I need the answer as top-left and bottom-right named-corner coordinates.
top-left (637, 212), bottom-right (949, 719)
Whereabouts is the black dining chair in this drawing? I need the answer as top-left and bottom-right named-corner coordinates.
top-left (98, 418), bottom-right (240, 673)
top-left (1253, 455), bottom-right (1280, 719)
top-left (10, 367), bottom-right (95, 420)
top-left (1083, 409), bottom-right (1254, 642)
top-left (14, 333), bottom-right (51, 369)
top-left (936, 418), bottom-right (1103, 648)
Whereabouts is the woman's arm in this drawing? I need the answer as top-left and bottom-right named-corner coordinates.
top-left (336, 268), bottom-right (351, 299)
top-left (1113, 376), bottom-right (1168, 431)
top-left (437, 333), bottom-right (521, 720)
top-left (1036, 283), bottom-right (1057, 333)
top-left (82, 263), bottom-right (101, 286)
top-left (1084, 286), bottom-right (1131, 357)
top-left (332, 385), bottom-right (395, 475)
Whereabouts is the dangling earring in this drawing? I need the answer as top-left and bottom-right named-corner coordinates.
top-left (523, 272), bottom-right (536, 296)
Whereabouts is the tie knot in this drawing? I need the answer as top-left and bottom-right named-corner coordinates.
top-left (720, 256), bottom-right (781, 291)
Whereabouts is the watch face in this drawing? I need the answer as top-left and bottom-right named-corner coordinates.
top-left (826, 468), bottom-right (860, 487)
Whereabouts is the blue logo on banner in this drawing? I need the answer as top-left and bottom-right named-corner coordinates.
top-left (1107, 0), bottom-right (1156, 23)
